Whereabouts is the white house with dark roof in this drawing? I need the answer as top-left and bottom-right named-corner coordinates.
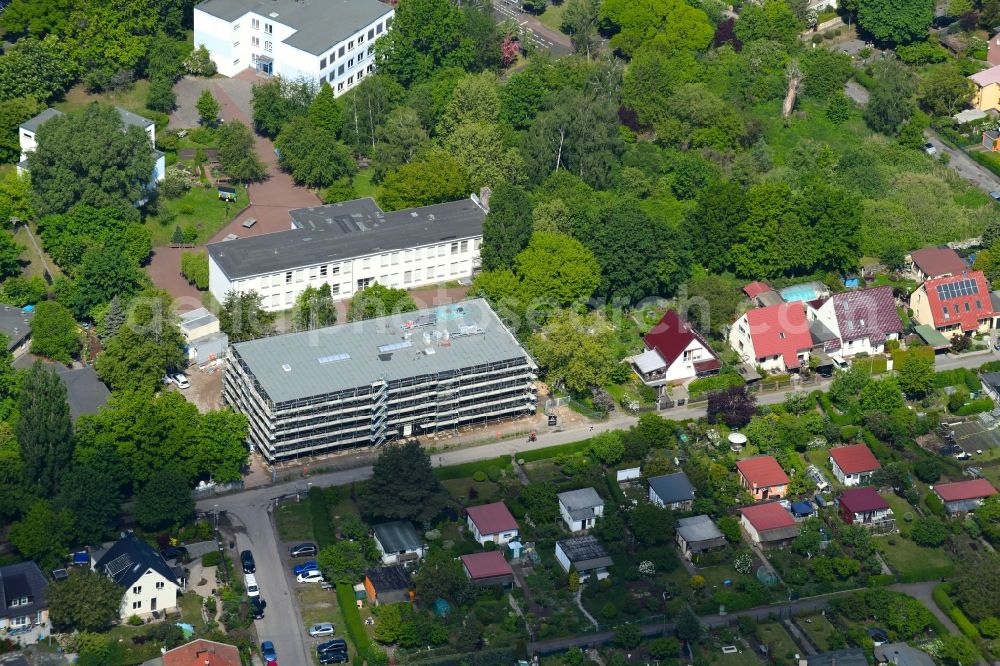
top-left (372, 521), bottom-right (425, 565)
top-left (555, 536), bottom-right (613, 582)
top-left (647, 472), bottom-right (695, 510)
top-left (207, 196), bottom-right (487, 311)
top-left (675, 515), bottom-right (726, 561)
top-left (0, 562), bottom-right (49, 644)
top-left (18, 106), bottom-right (164, 185)
top-left (557, 487), bottom-right (604, 532)
top-left (194, 0), bottom-right (393, 94)
top-left (92, 533), bottom-right (183, 620)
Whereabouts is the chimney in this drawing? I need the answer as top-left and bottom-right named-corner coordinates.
top-left (479, 186), bottom-right (492, 212)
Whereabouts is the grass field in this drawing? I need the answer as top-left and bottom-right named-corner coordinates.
top-left (149, 184), bottom-right (249, 245)
top-left (276, 501), bottom-right (315, 542)
top-left (353, 168), bottom-right (381, 204)
top-left (880, 534), bottom-right (952, 575)
top-left (756, 622), bottom-right (801, 665)
top-left (535, 2), bottom-right (567, 32)
top-left (706, 648), bottom-right (765, 666)
top-left (55, 80), bottom-right (157, 119)
top-left (13, 224), bottom-right (60, 280)
top-left (795, 614), bottom-right (837, 652)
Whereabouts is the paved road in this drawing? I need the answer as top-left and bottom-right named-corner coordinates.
top-left (492, 1), bottom-right (573, 55)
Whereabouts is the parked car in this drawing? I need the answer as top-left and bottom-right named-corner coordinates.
top-left (309, 623), bottom-right (336, 637)
top-left (241, 550), bottom-right (256, 574)
top-left (251, 596), bottom-right (266, 619)
top-left (159, 546), bottom-right (188, 562)
top-left (293, 561), bottom-right (319, 575)
top-left (319, 650), bottom-right (349, 664)
top-left (922, 142), bottom-right (937, 156)
top-left (297, 570), bottom-right (325, 583)
top-left (290, 543), bottom-right (318, 558)
top-left (245, 573), bottom-right (260, 597)
top-left (172, 373), bottom-right (190, 389)
top-left (261, 640), bottom-right (277, 663)
top-left (318, 639), bottom-right (348, 655)
top-left (991, 191), bottom-right (1000, 203)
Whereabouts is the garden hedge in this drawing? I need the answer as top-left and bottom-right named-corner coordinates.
top-left (336, 582), bottom-right (372, 659)
top-left (933, 583), bottom-right (981, 639)
top-left (435, 456), bottom-right (511, 481)
top-left (956, 398), bottom-right (994, 416)
top-left (309, 486), bottom-right (337, 548)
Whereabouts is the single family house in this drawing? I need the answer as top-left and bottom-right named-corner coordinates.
top-left (675, 515), bottom-right (727, 561)
top-left (805, 287), bottom-right (903, 358)
top-left (829, 445), bottom-right (881, 487)
top-left (905, 247), bottom-right (967, 282)
top-left (460, 551), bottom-right (514, 587)
top-left (971, 65), bottom-right (1000, 112)
top-left (466, 502), bottom-right (519, 546)
top-left (0, 562), bottom-right (49, 644)
top-left (631, 310), bottom-right (720, 388)
top-left (163, 638), bottom-right (242, 666)
top-left (555, 536), bottom-right (613, 582)
top-left (372, 521), bottom-right (425, 565)
top-left (92, 533), bottom-right (183, 620)
top-left (739, 503), bottom-right (800, 548)
top-left (839, 488), bottom-right (895, 533)
top-left (647, 472), bottom-right (696, 510)
top-left (364, 566), bottom-right (411, 605)
top-left (909, 271), bottom-right (995, 336)
top-left (729, 303), bottom-right (813, 373)
top-left (736, 456), bottom-right (789, 501)
top-left (557, 487), bottom-right (604, 532)
top-left (934, 479), bottom-right (998, 514)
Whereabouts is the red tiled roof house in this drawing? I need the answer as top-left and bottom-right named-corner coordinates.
top-left (739, 503), bottom-right (800, 547)
top-left (163, 639), bottom-right (241, 666)
top-left (839, 488), bottom-right (895, 532)
top-left (905, 247), bottom-right (967, 282)
top-left (728, 303), bottom-right (813, 373)
top-left (829, 445), bottom-right (881, 487)
top-left (805, 286), bottom-right (903, 358)
top-left (736, 456), bottom-right (789, 501)
top-left (461, 551), bottom-right (514, 587)
top-left (631, 310), bottom-right (720, 389)
top-left (909, 271), bottom-right (995, 336)
top-left (466, 502), bottom-right (519, 546)
top-left (934, 479), bottom-right (998, 514)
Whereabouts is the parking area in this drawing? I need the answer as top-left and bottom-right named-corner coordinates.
top-left (178, 362), bottom-right (224, 413)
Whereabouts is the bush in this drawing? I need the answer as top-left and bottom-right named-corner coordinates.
top-left (309, 487), bottom-right (337, 548)
top-left (924, 492), bottom-right (946, 516)
top-left (202, 550), bottom-right (221, 567)
top-left (128, 615), bottom-right (144, 626)
top-left (812, 34), bottom-right (824, 44)
top-left (688, 371), bottom-right (744, 398)
top-left (956, 398), bottom-right (994, 416)
top-left (180, 250), bottom-right (209, 290)
top-left (336, 582), bottom-right (372, 659)
top-left (486, 466), bottom-right (502, 482)
top-left (472, 470), bottom-right (487, 482)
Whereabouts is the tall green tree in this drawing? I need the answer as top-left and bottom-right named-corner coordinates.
top-left (374, 107), bottom-right (430, 176)
top-left (219, 290), bottom-right (276, 342)
top-left (57, 462), bottom-right (123, 545)
top-left (0, 170), bottom-right (34, 223)
top-left (29, 301), bottom-right (80, 363)
top-left (733, 0), bottom-right (801, 44)
top-left (29, 104), bottom-right (155, 218)
top-left (217, 120), bottom-right (267, 182)
top-left (514, 231), bottom-right (600, 306)
top-left (308, 82), bottom-right (344, 137)
top-left (293, 284), bottom-right (338, 330)
top-left (895, 351), bottom-right (934, 398)
top-left (529, 310), bottom-right (615, 392)
top-left (380, 148), bottom-right (470, 210)
top-left (0, 96), bottom-right (46, 164)
top-left (856, 0), bottom-right (933, 44)
top-left (917, 64), bottom-right (975, 116)
top-left (361, 440), bottom-right (448, 523)
top-left (196, 89), bottom-right (220, 126)
top-left (134, 469), bottom-right (195, 530)
top-left (8, 499), bottom-right (74, 569)
top-left (0, 37), bottom-right (75, 103)
top-left (190, 409), bottom-right (249, 483)
top-left (686, 181), bottom-right (744, 273)
top-left (481, 184), bottom-right (533, 272)
top-left (347, 283), bottom-right (417, 321)
top-left (16, 362), bottom-right (73, 494)
top-left (275, 115), bottom-right (356, 188)
top-left (66, 242), bottom-right (146, 318)
top-left (340, 75), bottom-right (404, 155)
top-left (599, 0), bottom-right (714, 56)
top-left (48, 570), bottom-right (124, 632)
top-left (373, 0), bottom-right (475, 86)
top-left (250, 78), bottom-right (315, 138)
top-left (865, 58), bottom-right (916, 135)
top-left (562, 0), bottom-right (602, 57)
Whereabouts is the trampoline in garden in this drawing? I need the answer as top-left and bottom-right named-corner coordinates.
top-left (756, 567), bottom-right (779, 586)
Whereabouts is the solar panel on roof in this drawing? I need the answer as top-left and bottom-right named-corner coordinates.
top-left (936, 279), bottom-right (979, 301)
top-left (378, 340), bottom-right (412, 353)
top-left (106, 553), bottom-right (133, 578)
top-left (318, 353), bottom-right (350, 364)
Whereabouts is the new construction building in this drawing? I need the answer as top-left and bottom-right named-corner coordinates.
top-left (223, 299), bottom-right (537, 463)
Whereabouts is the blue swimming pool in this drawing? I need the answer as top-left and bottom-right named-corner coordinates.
top-left (780, 283), bottom-right (824, 303)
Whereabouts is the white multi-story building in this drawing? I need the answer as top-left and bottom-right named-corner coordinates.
top-left (92, 534), bottom-right (183, 620)
top-left (207, 196), bottom-right (487, 312)
top-left (18, 106), bottom-right (165, 184)
top-left (193, 0), bottom-right (393, 95)
top-left (223, 298), bottom-right (538, 463)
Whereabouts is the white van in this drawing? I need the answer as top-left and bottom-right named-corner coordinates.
top-left (245, 573), bottom-right (260, 597)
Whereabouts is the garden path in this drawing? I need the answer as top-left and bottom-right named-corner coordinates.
top-left (574, 588), bottom-right (599, 631)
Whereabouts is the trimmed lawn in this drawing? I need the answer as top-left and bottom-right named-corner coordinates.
top-left (353, 167), bottom-right (381, 204)
top-left (880, 535), bottom-right (951, 575)
top-left (276, 501), bottom-right (315, 543)
top-left (756, 622), bottom-right (801, 665)
top-left (883, 493), bottom-right (918, 527)
top-left (55, 80), bottom-right (156, 119)
top-left (149, 183), bottom-right (249, 245)
top-left (706, 648), bottom-right (766, 666)
top-left (442, 477), bottom-right (501, 504)
top-left (535, 3), bottom-right (567, 32)
top-left (795, 614), bottom-right (837, 652)
top-left (178, 591), bottom-right (210, 633)
top-left (13, 224), bottom-right (61, 280)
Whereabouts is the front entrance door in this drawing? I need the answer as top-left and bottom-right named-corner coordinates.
top-left (151, 598), bottom-right (157, 611)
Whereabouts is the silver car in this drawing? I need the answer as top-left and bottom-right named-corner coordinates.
top-left (309, 623), bottom-right (336, 637)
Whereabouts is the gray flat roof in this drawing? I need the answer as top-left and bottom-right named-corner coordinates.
top-left (116, 107), bottom-right (153, 129)
top-left (196, 0), bottom-right (393, 55)
top-left (208, 197), bottom-right (485, 280)
top-left (648, 472), bottom-right (695, 504)
top-left (19, 108), bottom-right (63, 133)
top-left (231, 299), bottom-right (533, 404)
top-left (557, 535), bottom-right (610, 562)
top-left (372, 521), bottom-right (422, 553)
top-left (180, 307), bottom-right (219, 334)
top-left (0, 304), bottom-right (32, 350)
top-left (676, 515), bottom-right (724, 543)
top-left (558, 488), bottom-right (603, 511)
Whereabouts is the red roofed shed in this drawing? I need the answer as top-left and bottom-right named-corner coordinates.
top-left (461, 551), bottom-right (514, 585)
top-left (466, 502), bottom-right (519, 545)
top-left (935, 479), bottom-right (997, 502)
top-left (830, 445), bottom-right (881, 475)
top-left (744, 282), bottom-right (773, 299)
top-left (739, 503), bottom-right (799, 546)
top-left (736, 456), bottom-right (789, 501)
